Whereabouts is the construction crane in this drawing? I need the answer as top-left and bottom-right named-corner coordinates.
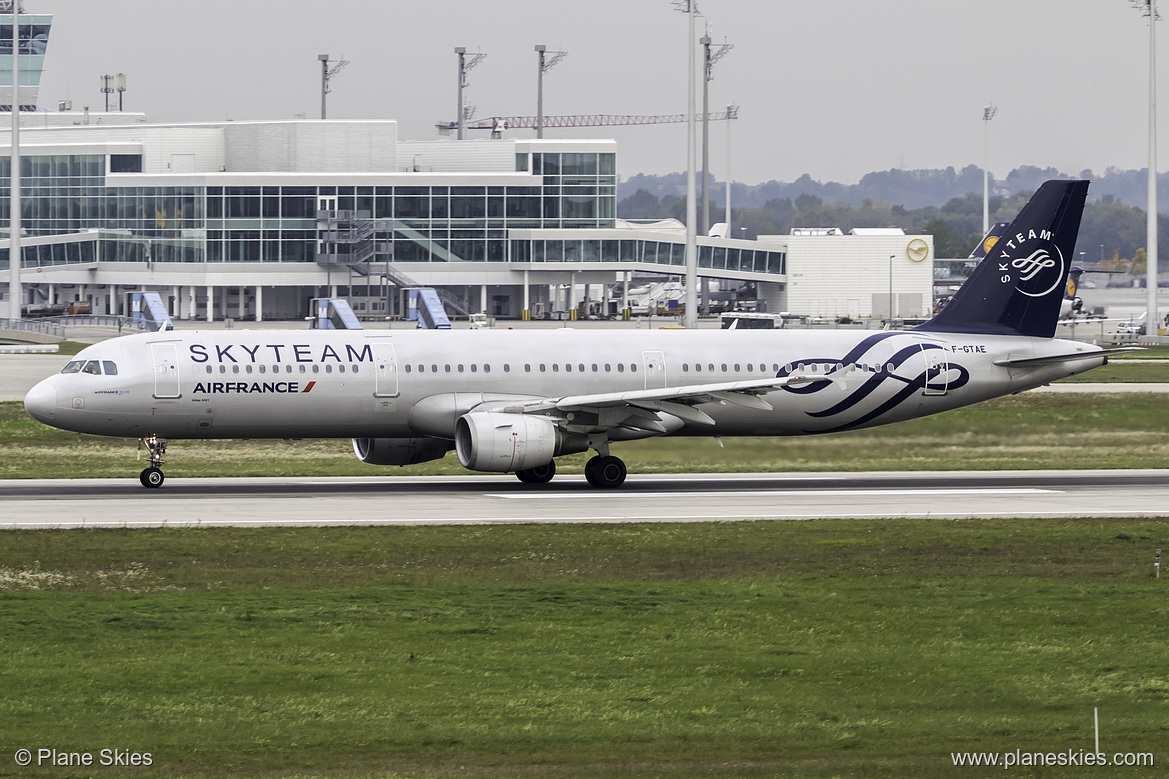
top-left (435, 106), bottom-right (739, 135)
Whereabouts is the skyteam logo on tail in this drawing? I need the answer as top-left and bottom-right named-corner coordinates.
top-left (998, 229), bottom-right (1064, 298)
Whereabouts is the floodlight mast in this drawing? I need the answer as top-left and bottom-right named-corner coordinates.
top-left (535, 45), bottom-right (566, 140)
top-left (318, 54), bottom-right (349, 120)
top-left (672, 0), bottom-right (699, 329)
top-left (8, 2), bottom-right (20, 321)
top-left (700, 33), bottom-right (732, 237)
top-left (455, 47), bottom-right (487, 140)
top-left (1132, 0), bottom-right (1160, 338)
top-left (982, 104), bottom-right (996, 235)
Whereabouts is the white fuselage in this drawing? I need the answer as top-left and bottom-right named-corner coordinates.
top-left (25, 327), bottom-right (1105, 442)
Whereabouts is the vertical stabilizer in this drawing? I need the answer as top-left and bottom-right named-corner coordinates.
top-left (917, 179), bottom-right (1088, 338)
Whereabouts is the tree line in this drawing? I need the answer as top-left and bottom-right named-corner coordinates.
top-left (618, 165), bottom-right (1169, 271)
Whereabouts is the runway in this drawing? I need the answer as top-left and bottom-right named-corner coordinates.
top-left (1, 470), bottom-right (1166, 528)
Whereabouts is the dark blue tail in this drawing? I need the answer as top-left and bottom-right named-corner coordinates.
top-left (916, 179), bottom-right (1088, 338)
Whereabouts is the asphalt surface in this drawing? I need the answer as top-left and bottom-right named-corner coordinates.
top-left (1, 470), bottom-right (1166, 528)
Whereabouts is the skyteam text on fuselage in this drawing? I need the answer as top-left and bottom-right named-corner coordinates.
top-left (25, 180), bottom-right (1115, 488)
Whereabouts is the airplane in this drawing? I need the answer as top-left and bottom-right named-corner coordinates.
top-left (25, 179), bottom-right (1116, 489)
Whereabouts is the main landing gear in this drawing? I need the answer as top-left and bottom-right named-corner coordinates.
top-left (514, 453), bottom-right (628, 488)
top-left (139, 435), bottom-right (167, 488)
top-left (516, 461), bottom-right (556, 484)
top-left (584, 454), bottom-right (627, 489)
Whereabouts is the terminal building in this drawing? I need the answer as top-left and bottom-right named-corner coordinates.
top-left (0, 6), bottom-right (934, 323)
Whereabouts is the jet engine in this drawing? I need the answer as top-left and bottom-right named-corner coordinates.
top-left (351, 437), bottom-right (453, 466)
top-left (454, 412), bottom-right (587, 472)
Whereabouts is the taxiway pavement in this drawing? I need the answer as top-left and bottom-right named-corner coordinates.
top-left (1, 470), bottom-right (1165, 528)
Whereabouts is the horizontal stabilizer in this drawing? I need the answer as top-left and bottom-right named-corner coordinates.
top-left (992, 348), bottom-right (1136, 367)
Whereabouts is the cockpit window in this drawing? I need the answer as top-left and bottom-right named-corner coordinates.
top-left (61, 360), bottom-right (85, 374)
top-left (102, 361), bottom-right (118, 376)
top-left (82, 360), bottom-right (102, 375)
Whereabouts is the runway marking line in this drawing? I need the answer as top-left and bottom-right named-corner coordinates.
top-left (488, 488), bottom-right (1060, 500)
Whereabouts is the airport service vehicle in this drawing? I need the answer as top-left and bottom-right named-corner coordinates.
top-left (25, 180), bottom-right (1112, 489)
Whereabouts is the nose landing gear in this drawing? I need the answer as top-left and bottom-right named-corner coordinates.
top-left (139, 436), bottom-right (168, 488)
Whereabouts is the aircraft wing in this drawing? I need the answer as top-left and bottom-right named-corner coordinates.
top-left (486, 375), bottom-right (829, 432)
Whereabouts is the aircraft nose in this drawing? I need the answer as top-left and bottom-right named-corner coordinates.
top-left (24, 379), bottom-right (57, 424)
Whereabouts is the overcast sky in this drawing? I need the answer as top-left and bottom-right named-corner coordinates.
top-left (29, 0), bottom-right (1169, 186)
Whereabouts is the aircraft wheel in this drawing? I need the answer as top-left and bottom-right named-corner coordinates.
top-left (140, 466), bottom-right (165, 489)
top-left (584, 456), bottom-right (600, 486)
top-left (589, 455), bottom-right (627, 489)
top-left (516, 461), bottom-right (556, 484)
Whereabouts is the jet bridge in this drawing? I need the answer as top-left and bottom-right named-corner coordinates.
top-left (130, 292), bottom-right (174, 331)
top-left (309, 298), bottom-right (363, 330)
top-left (407, 288), bottom-right (451, 329)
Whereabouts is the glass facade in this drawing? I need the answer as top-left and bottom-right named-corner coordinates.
top-left (0, 148), bottom-right (782, 278)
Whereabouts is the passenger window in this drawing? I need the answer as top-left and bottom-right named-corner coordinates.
top-left (102, 361), bottom-right (118, 376)
top-left (617, 364), bottom-right (625, 373)
top-left (339, 365), bottom-right (346, 374)
top-left (484, 364), bottom-right (491, 373)
top-left (565, 363), bottom-right (572, 373)
top-left (683, 364), bottom-right (690, 372)
top-left (503, 364), bottom-right (510, 373)
top-left (326, 365), bottom-right (333, 374)
top-left (471, 364), bottom-right (478, 373)
top-left (404, 364), bottom-right (411, 373)
top-left (247, 365), bottom-right (254, 374)
top-left (61, 360), bottom-right (85, 374)
top-left (82, 360), bottom-right (102, 375)
top-left (631, 364), bottom-right (638, 372)
top-left (232, 365), bottom-right (240, 374)
top-left (219, 365), bottom-right (227, 374)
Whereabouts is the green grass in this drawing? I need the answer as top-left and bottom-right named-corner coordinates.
top-left (4, 392), bottom-right (1169, 480)
top-left (1057, 361), bottom-right (1169, 382)
top-left (0, 520), bottom-right (1167, 778)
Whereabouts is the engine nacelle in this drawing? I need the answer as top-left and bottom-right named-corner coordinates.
top-left (351, 437), bottom-right (452, 466)
top-left (455, 412), bottom-right (587, 472)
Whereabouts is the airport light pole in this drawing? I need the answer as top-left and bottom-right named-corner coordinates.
top-left (1145, 0), bottom-right (1161, 337)
top-left (672, 0), bottom-right (699, 329)
top-left (700, 35), bottom-right (732, 237)
top-left (455, 47), bottom-right (486, 141)
top-left (8, 4), bottom-right (21, 321)
top-left (982, 105), bottom-right (997, 235)
top-left (318, 54), bottom-right (348, 120)
top-left (534, 45), bottom-right (566, 140)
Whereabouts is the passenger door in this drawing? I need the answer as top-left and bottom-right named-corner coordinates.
top-left (150, 342), bottom-right (181, 399)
